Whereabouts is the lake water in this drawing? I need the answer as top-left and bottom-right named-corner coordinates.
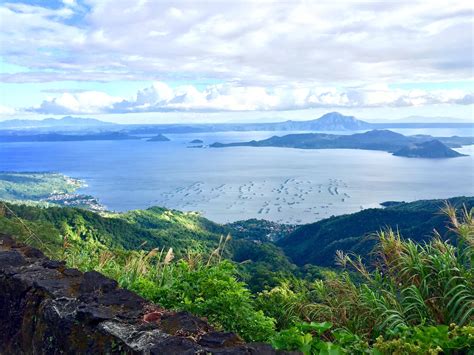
top-left (1, 129), bottom-right (473, 224)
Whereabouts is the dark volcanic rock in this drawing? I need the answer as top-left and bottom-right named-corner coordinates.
top-left (160, 311), bottom-right (212, 336)
top-left (0, 235), bottom-right (286, 354)
top-left (198, 332), bottom-right (243, 348)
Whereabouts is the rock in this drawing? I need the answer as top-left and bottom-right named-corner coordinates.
top-left (149, 337), bottom-right (202, 354)
top-left (79, 270), bottom-right (119, 293)
top-left (42, 259), bottom-right (66, 269)
top-left (0, 235), bottom-right (287, 354)
top-left (0, 250), bottom-right (26, 267)
top-left (159, 311), bottom-right (212, 336)
top-left (198, 332), bottom-right (243, 348)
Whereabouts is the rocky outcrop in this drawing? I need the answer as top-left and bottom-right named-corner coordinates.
top-left (0, 235), bottom-right (282, 354)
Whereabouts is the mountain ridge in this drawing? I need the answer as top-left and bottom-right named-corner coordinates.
top-left (2, 112), bottom-right (472, 133)
top-left (0, 116), bottom-right (116, 129)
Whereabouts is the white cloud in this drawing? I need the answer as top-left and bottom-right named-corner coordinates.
top-left (0, 105), bottom-right (16, 115)
top-left (30, 82), bottom-right (474, 114)
top-left (0, 0), bottom-right (472, 86)
top-left (2, 0), bottom-right (473, 118)
top-left (33, 91), bottom-right (122, 114)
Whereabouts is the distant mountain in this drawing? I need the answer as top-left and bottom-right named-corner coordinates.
top-left (119, 112), bottom-right (473, 134)
top-left (305, 112), bottom-right (372, 130)
top-left (147, 134), bottom-right (170, 142)
top-left (0, 116), bottom-right (116, 129)
top-left (393, 140), bottom-right (465, 158)
top-left (118, 112), bottom-right (373, 134)
top-left (210, 129), bottom-right (473, 158)
top-left (0, 132), bottom-right (137, 143)
top-left (4, 112), bottom-right (472, 134)
top-left (238, 112), bottom-right (372, 131)
top-left (277, 196), bottom-right (474, 267)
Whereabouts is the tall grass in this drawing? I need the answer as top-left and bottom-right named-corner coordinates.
top-left (62, 233), bottom-right (275, 342)
top-left (259, 205), bottom-right (473, 345)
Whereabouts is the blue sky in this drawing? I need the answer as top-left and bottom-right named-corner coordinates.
top-left (0, 0), bottom-right (472, 123)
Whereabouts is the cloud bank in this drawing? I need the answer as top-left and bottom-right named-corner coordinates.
top-left (1, 0), bottom-right (472, 85)
top-left (1, 0), bottom-right (472, 117)
top-left (30, 82), bottom-right (474, 114)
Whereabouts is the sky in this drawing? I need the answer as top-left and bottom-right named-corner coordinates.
top-left (0, 0), bottom-right (473, 123)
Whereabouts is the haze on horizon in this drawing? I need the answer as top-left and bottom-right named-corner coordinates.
top-left (0, 0), bottom-right (473, 124)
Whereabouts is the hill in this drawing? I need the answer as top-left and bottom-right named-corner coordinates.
top-left (304, 112), bottom-right (372, 130)
top-left (3, 194), bottom-right (473, 283)
top-left (0, 132), bottom-right (137, 143)
top-left (0, 202), bottom-right (297, 291)
top-left (261, 112), bottom-right (372, 131)
top-left (0, 172), bottom-right (81, 200)
top-left (211, 129), bottom-right (473, 158)
top-left (393, 139), bottom-right (465, 158)
top-left (336, 129), bottom-right (412, 151)
top-left (0, 116), bottom-right (116, 130)
top-left (277, 196), bottom-right (474, 267)
top-left (147, 134), bottom-right (170, 142)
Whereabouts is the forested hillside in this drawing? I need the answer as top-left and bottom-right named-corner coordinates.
top-left (0, 203), bottom-right (298, 292)
top-left (278, 196), bottom-right (474, 266)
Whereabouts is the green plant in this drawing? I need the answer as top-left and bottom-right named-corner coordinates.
top-left (270, 321), bottom-right (343, 355)
top-left (3, 199), bottom-right (473, 353)
top-left (374, 324), bottom-right (474, 354)
top-left (62, 235), bottom-right (276, 342)
top-left (260, 205), bottom-right (474, 353)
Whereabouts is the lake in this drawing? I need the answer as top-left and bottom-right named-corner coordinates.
top-left (1, 129), bottom-right (473, 224)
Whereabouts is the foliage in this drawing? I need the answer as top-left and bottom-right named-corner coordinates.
top-left (1, 198), bottom-right (473, 353)
top-left (63, 236), bottom-right (276, 342)
top-left (0, 172), bottom-right (81, 200)
top-left (0, 201), bottom-right (296, 291)
top-left (258, 204), bottom-right (474, 353)
top-left (278, 196), bottom-right (474, 266)
top-left (374, 324), bottom-right (474, 354)
top-left (270, 321), bottom-right (343, 355)
top-left (224, 218), bottom-right (295, 242)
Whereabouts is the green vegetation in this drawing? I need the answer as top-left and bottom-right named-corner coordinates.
top-left (278, 196), bottom-right (474, 267)
top-left (64, 239), bottom-right (276, 342)
top-left (0, 172), bottom-right (81, 200)
top-left (0, 202), bottom-right (297, 292)
top-left (265, 206), bottom-right (474, 353)
top-left (225, 218), bottom-right (295, 242)
top-left (1, 199), bottom-right (472, 353)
